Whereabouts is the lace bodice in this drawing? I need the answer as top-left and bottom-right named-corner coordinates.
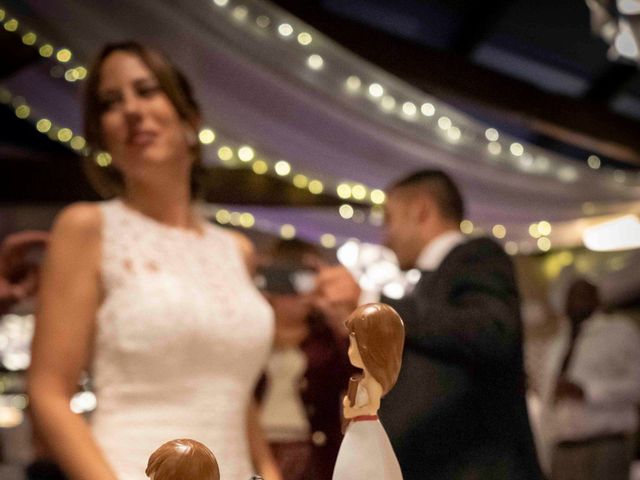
top-left (91, 199), bottom-right (273, 480)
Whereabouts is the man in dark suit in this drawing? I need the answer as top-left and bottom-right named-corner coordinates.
top-left (378, 170), bottom-right (542, 480)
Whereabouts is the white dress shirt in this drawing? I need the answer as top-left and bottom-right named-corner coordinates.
top-left (534, 312), bottom-right (640, 474)
top-left (539, 312), bottom-right (640, 443)
top-left (360, 230), bottom-right (466, 304)
top-left (414, 230), bottom-right (466, 271)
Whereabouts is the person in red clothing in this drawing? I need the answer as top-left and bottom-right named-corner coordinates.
top-left (256, 239), bottom-right (354, 480)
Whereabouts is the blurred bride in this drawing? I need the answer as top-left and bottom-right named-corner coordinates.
top-left (27, 42), bottom-right (280, 480)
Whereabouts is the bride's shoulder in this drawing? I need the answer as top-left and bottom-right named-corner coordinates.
top-left (221, 229), bottom-right (257, 273)
top-left (46, 202), bottom-right (102, 268)
top-left (52, 202), bottom-right (102, 239)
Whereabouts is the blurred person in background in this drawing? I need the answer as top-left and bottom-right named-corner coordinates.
top-left (0, 231), bottom-right (48, 477)
top-left (255, 239), bottom-right (353, 480)
top-left (540, 272), bottom-right (640, 480)
top-left (0, 231), bottom-right (48, 315)
top-left (599, 252), bottom-right (640, 480)
top-left (27, 42), bottom-right (280, 480)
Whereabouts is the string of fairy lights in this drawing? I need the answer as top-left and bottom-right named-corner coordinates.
top-left (0, 4), bottom-right (597, 254)
top-left (0, 6), bottom-right (384, 205)
top-left (0, 80), bottom-right (349, 246)
top-left (0, 5), bottom-right (377, 243)
top-left (208, 0), bottom-right (640, 192)
top-left (1, 79), bottom-right (380, 245)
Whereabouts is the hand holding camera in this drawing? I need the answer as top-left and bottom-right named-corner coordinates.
top-left (256, 239), bottom-right (361, 340)
top-left (310, 261), bottom-right (361, 339)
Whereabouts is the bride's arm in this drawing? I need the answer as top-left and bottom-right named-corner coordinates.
top-left (28, 204), bottom-right (117, 480)
top-left (232, 232), bottom-right (282, 480)
top-left (229, 230), bottom-right (258, 276)
top-left (247, 400), bottom-right (282, 480)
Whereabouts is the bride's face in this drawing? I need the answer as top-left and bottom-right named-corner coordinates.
top-left (96, 51), bottom-right (193, 182)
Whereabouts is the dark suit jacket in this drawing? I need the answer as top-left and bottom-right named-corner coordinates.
top-left (379, 237), bottom-right (542, 480)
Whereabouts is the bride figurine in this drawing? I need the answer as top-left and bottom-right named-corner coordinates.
top-left (332, 303), bottom-right (404, 480)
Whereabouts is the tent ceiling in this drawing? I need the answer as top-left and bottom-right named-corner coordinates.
top-left (0, 0), bottom-right (638, 249)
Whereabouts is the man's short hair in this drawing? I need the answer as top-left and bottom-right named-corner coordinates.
top-left (388, 170), bottom-right (465, 223)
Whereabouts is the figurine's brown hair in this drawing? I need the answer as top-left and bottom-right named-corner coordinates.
top-left (145, 439), bottom-right (220, 480)
top-left (345, 303), bottom-right (404, 396)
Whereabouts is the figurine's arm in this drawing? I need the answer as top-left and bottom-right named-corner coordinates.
top-left (247, 400), bottom-right (283, 480)
top-left (342, 380), bottom-right (382, 418)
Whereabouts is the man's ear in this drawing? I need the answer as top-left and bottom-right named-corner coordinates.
top-left (414, 195), bottom-right (432, 223)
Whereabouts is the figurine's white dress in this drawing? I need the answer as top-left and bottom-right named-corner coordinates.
top-left (90, 199), bottom-right (273, 480)
top-left (332, 383), bottom-right (403, 480)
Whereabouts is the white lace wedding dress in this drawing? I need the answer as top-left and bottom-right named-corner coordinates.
top-left (90, 199), bottom-right (273, 480)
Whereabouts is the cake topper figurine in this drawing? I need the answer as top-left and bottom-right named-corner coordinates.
top-left (332, 303), bottom-right (405, 480)
top-left (146, 439), bottom-right (220, 480)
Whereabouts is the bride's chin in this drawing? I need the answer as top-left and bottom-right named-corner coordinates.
top-left (124, 150), bottom-right (173, 167)
top-left (122, 158), bottom-right (190, 183)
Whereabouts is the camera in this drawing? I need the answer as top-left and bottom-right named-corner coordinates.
top-left (254, 265), bottom-right (317, 295)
